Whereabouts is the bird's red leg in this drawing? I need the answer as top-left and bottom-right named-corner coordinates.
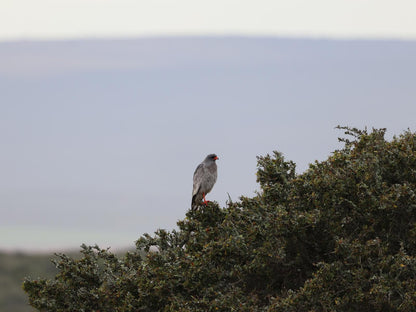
top-left (203, 193), bottom-right (209, 205)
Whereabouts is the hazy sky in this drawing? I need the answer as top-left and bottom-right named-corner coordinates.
top-left (1, 37), bottom-right (416, 251)
top-left (1, 0), bottom-right (416, 252)
top-left (1, 0), bottom-right (416, 41)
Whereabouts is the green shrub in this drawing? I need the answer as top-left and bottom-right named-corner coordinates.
top-left (24, 127), bottom-right (416, 311)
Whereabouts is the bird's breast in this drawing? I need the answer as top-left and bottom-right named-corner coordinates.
top-left (201, 166), bottom-right (217, 193)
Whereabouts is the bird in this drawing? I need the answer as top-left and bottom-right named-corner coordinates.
top-left (191, 154), bottom-right (219, 210)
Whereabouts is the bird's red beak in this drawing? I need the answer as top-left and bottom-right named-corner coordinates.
top-left (214, 156), bottom-right (219, 160)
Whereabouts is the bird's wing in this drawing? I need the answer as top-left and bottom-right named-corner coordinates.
top-left (192, 163), bottom-right (204, 196)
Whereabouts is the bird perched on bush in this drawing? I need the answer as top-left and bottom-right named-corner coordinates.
top-left (191, 154), bottom-right (218, 210)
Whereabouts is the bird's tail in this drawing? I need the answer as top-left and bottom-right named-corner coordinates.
top-left (191, 194), bottom-right (197, 210)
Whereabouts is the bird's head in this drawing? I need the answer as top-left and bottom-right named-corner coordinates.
top-left (206, 154), bottom-right (219, 162)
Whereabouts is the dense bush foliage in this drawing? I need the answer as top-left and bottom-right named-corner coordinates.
top-left (24, 127), bottom-right (416, 311)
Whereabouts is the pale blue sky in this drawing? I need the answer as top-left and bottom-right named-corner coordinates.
top-left (1, 0), bottom-right (416, 41)
top-left (1, 38), bottom-right (416, 251)
top-left (1, 0), bottom-right (416, 251)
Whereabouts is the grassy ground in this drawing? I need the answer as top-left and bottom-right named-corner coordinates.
top-left (0, 251), bottom-right (60, 312)
top-left (0, 249), bottom-right (131, 312)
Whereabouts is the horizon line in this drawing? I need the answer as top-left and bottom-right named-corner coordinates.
top-left (1, 33), bottom-right (416, 44)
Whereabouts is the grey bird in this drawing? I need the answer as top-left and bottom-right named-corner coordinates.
top-left (191, 154), bottom-right (219, 210)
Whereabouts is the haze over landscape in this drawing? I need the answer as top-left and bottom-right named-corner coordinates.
top-left (1, 0), bottom-right (415, 253)
top-left (2, 3), bottom-right (416, 312)
top-left (1, 37), bottom-right (416, 251)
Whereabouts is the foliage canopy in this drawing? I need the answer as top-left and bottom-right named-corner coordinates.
top-left (24, 127), bottom-right (416, 311)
